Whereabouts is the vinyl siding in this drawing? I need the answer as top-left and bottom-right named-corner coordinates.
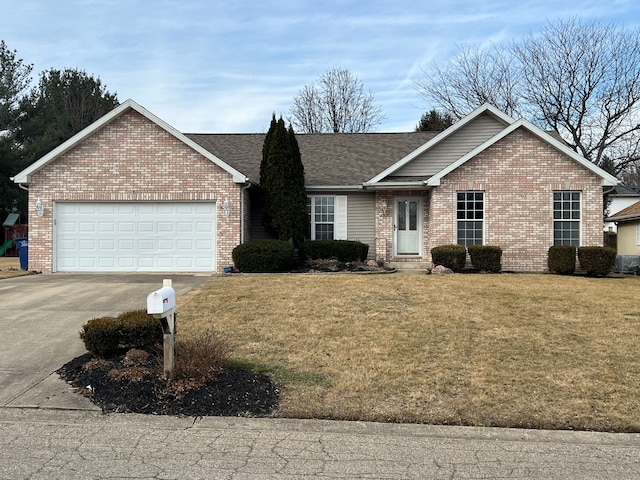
top-left (346, 192), bottom-right (375, 258)
top-left (616, 221), bottom-right (640, 255)
top-left (395, 113), bottom-right (506, 177)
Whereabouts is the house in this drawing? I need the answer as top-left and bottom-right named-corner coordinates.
top-left (604, 185), bottom-right (640, 233)
top-left (605, 201), bottom-right (640, 256)
top-left (11, 99), bottom-right (617, 273)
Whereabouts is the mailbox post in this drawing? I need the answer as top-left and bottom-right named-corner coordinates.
top-left (147, 279), bottom-right (176, 380)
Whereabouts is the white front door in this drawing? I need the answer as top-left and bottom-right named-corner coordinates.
top-left (394, 197), bottom-right (421, 256)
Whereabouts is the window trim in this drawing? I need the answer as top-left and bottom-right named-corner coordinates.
top-left (307, 195), bottom-right (335, 240)
top-left (456, 190), bottom-right (484, 247)
top-left (552, 191), bottom-right (581, 247)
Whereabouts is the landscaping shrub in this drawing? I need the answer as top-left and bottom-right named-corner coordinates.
top-left (468, 245), bottom-right (502, 273)
top-left (430, 244), bottom-right (467, 272)
top-left (578, 246), bottom-right (616, 277)
top-left (80, 317), bottom-right (120, 357)
top-left (80, 310), bottom-right (163, 358)
top-left (232, 239), bottom-right (295, 272)
top-left (174, 328), bottom-right (230, 383)
top-left (548, 245), bottom-right (577, 275)
top-left (116, 309), bottom-right (164, 352)
top-left (300, 240), bottom-right (369, 262)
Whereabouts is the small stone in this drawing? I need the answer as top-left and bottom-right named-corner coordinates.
top-left (431, 265), bottom-right (454, 274)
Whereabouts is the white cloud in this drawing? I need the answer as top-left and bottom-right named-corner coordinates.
top-left (2, 0), bottom-right (640, 133)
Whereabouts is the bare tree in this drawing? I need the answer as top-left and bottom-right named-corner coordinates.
top-left (515, 18), bottom-right (640, 172)
top-left (290, 68), bottom-right (384, 133)
top-left (416, 44), bottom-right (522, 119)
top-left (417, 18), bottom-right (640, 175)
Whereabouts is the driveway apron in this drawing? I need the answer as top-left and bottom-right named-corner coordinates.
top-left (0, 273), bottom-right (210, 410)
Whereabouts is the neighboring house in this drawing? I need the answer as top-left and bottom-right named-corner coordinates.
top-left (604, 185), bottom-right (640, 233)
top-left (605, 201), bottom-right (640, 256)
top-left (11, 100), bottom-right (617, 273)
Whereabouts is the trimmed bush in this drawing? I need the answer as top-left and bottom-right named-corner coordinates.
top-left (578, 246), bottom-right (616, 277)
top-left (548, 245), bottom-right (577, 275)
top-left (80, 316), bottom-right (120, 357)
top-left (232, 239), bottom-right (295, 273)
top-left (301, 240), bottom-right (369, 262)
top-left (468, 245), bottom-right (502, 273)
top-left (80, 310), bottom-right (163, 358)
top-left (116, 309), bottom-right (164, 352)
top-left (430, 244), bottom-right (467, 272)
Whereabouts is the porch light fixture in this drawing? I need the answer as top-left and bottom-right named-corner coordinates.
top-left (223, 198), bottom-right (230, 217)
top-left (35, 199), bottom-right (44, 217)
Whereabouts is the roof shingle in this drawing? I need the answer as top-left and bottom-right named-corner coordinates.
top-left (185, 132), bottom-right (438, 186)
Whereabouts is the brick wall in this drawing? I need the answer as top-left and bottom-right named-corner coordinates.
top-left (427, 128), bottom-right (604, 272)
top-left (27, 110), bottom-right (241, 272)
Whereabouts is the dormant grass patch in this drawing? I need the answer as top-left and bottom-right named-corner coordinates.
top-left (177, 273), bottom-right (640, 431)
top-left (0, 256), bottom-right (27, 279)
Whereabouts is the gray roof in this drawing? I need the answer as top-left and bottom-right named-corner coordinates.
top-left (185, 132), bottom-right (438, 186)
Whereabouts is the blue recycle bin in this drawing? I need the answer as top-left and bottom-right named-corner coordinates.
top-left (14, 237), bottom-right (28, 270)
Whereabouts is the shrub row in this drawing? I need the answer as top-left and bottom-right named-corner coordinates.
top-left (468, 245), bottom-right (502, 273)
top-left (300, 240), bottom-right (369, 263)
top-left (232, 239), bottom-right (370, 272)
top-left (80, 309), bottom-right (163, 358)
top-left (431, 244), bottom-right (502, 272)
top-left (430, 244), bottom-right (466, 272)
top-left (547, 245), bottom-right (616, 276)
top-left (232, 239), bottom-right (295, 273)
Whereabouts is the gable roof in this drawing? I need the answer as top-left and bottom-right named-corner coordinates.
top-left (186, 132), bottom-right (437, 187)
top-left (425, 118), bottom-right (618, 187)
top-left (365, 103), bottom-right (515, 185)
top-left (606, 200), bottom-right (640, 222)
top-left (12, 99), bottom-right (618, 190)
top-left (364, 103), bottom-right (617, 188)
top-left (11, 99), bottom-right (249, 185)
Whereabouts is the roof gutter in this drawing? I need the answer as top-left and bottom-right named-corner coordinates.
top-left (305, 185), bottom-right (364, 192)
top-left (362, 181), bottom-right (429, 190)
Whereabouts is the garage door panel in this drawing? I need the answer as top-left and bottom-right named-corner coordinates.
top-left (55, 202), bottom-right (216, 272)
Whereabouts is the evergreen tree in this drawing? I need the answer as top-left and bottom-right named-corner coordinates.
top-left (0, 40), bottom-right (32, 216)
top-left (415, 109), bottom-right (454, 131)
top-left (259, 115), bottom-right (308, 242)
top-left (17, 68), bottom-right (119, 165)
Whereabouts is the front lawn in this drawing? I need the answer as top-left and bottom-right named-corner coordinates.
top-left (178, 273), bottom-right (640, 432)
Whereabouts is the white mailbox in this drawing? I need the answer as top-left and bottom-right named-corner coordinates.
top-left (146, 286), bottom-right (176, 316)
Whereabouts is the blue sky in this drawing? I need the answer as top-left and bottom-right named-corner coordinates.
top-left (2, 0), bottom-right (640, 133)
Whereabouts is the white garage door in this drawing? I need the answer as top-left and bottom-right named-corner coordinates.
top-left (55, 202), bottom-right (216, 272)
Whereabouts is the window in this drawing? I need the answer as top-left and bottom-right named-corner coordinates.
top-left (307, 196), bottom-right (335, 240)
top-left (553, 191), bottom-right (580, 246)
top-left (636, 221), bottom-right (640, 246)
top-left (457, 191), bottom-right (483, 246)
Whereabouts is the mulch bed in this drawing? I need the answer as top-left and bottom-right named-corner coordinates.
top-left (57, 353), bottom-right (280, 417)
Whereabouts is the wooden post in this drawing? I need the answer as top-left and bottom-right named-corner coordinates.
top-left (163, 311), bottom-right (175, 381)
top-left (162, 278), bottom-right (174, 380)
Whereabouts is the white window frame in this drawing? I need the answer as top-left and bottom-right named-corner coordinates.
top-left (307, 195), bottom-right (347, 240)
top-left (636, 221), bottom-right (640, 245)
top-left (553, 191), bottom-right (581, 247)
top-left (456, 191), bottom-right (484, 247)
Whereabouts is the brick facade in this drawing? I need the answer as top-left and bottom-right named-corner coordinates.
top-left (27, 110), bottom-right (241, 273)
top-left (375, 128), bottom-right (604, 272)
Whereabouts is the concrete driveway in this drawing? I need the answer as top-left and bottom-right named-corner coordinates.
top-left (0, 273), bottom-right (211, 410)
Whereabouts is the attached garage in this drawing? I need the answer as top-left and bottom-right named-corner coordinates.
top-left (54, 202), bottom-right (217, 272)
top-left (11, 100), bottom-right (249, 273)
